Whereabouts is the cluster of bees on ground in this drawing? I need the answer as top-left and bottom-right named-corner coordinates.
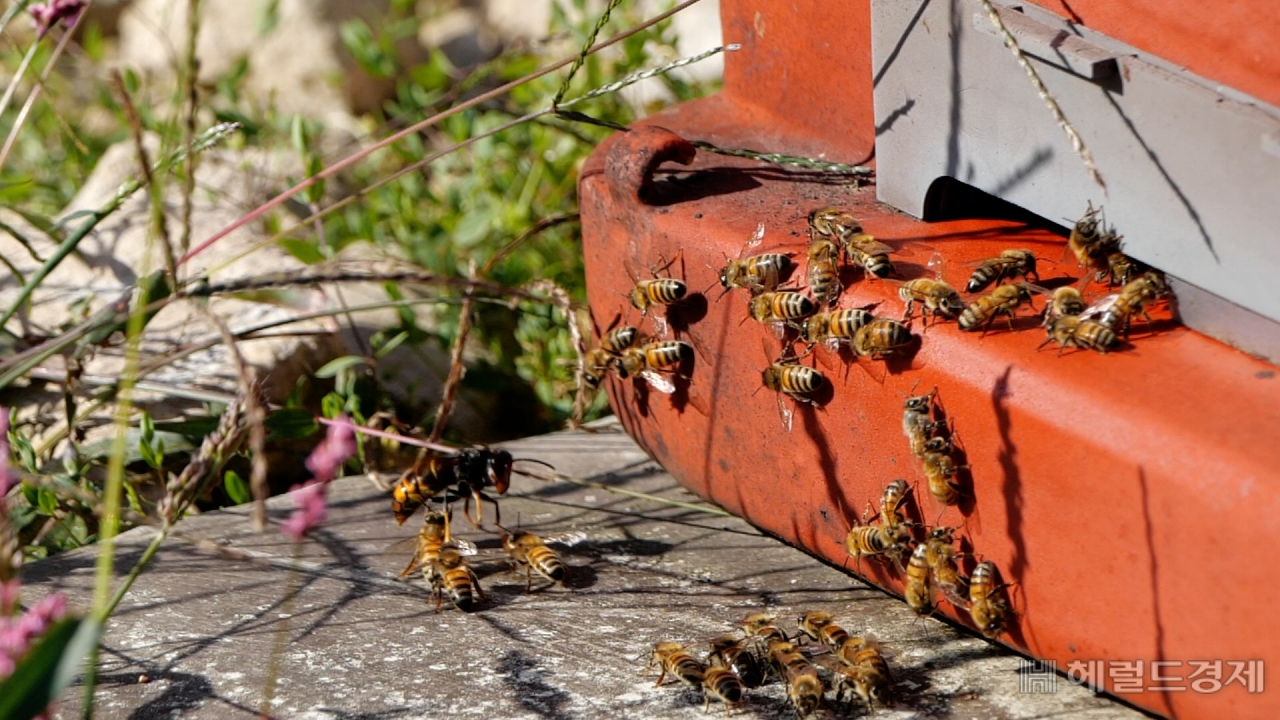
top-left (646, 610), bottom-right (896, 716)
top-left (386, 446), bottom-right (582, 612)
top-left (581, 202), bottom-right (1171, 430)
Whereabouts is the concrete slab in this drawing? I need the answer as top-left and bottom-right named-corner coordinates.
top-left (20, 422), bottom-right (1145, 719)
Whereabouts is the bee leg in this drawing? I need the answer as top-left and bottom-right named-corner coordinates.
top-left (399, 551), bottom-right (422, 578)
top-left (525, 565), bottom-right (533, 594)
top-left (470, 567), bottom-right (486, 600)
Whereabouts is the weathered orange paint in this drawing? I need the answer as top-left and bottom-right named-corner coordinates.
top-left (1025, 0), bottom-right (1280, 109)
top-left (579, 3), bottom-right (1280, 718)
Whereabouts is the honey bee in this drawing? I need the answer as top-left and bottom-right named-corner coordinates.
top-left (630, 278), bottom-right (687, 315)
top-left (1066, 201), bottom-right (1120, 270)
top-left (393, 447), bottom-right (548, 526)
top-left (582, 346), bottom-right (615, 390)
top-left (966, 249), bottom-right (1038, 292)
top-left (761, 356), bottom-right (825, 421)
top-left (969, 560), bottom-right (1012, 638)
top-left (844, 515), bottom-right (910, 570)
top-left (767, 640), bottom-right (809, 676)
top-left (806, 238), bottom-right (843, 307)
top-left (719, 223), bottom-right (793, 294)
top-left (837, 636), bottom-right (894, 709)
top-left (398, 510), bottom-right (453, 578)
top-left (785, 663), bottom-right (826, 717)
top-left (428, 546), bottom-right (484, 612)
top-left (808, 206), bottom-right (862, 239)
top-left (1039, 314), bottom-right (1118, 355)
top-left (852, 317), bottom-right (915, 358)
top-left (899, 278), bottom-right (965, 326)
top-left (921, 436), bottom-right (962, 508)
top-left (903, 389), bottom-right (939, 457)
top-left (708, 634), bottom-right (765, 689)
top-left (1100, 251), bottom-right (1148, 287)
top-left (1044, 286), bottom-right (1085, 324)
top-left (904, 542), bottom-right (934, 616)
top-left (958, 283), bottom-right (1036, 334)
top-left (601, 325), bottom-right (639, 354)
top-left (617, 340), bottom-right (692, 394)
top-left (1082, 271), bottom-right (1168, 336)
top-left (749, 291), bottom-right (816, 325)
top-left (501, 529), bottom-right (574, 590)
top-left (799, 308), bottom-right (874, 350)
top-left (876, 478), bottom-right (916, 547)
top-left (701, 665), bottom-right (745, 715)
top-left (924, 526), bottom-right (968, 606)
top-left (648, 641), bottom-right (706, 687)
top-left (844, 233), bottom-right (896, 279)
top-left (796, 610), bottom-right (851, 651)
top-left (742, 612), bottom-right (789, 645)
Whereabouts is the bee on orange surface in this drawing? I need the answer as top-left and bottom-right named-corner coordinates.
top-left (966, 249), bottom-right (1038, 292)
top-left (969, 561), bottom-right (1013, 638)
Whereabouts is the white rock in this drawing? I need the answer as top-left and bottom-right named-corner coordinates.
top-left (116, 0), bottom-right (426, 120)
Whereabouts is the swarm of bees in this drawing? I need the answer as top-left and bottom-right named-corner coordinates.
top-left (376, 199), bottom-right (1178, 705)
top-left (644, 610), bottom-right (898, 717)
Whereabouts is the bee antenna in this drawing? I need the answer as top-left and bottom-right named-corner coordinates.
top-left (513, 457), bottom-right (555, 470)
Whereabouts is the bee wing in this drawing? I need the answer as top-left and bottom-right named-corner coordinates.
top-left (768, 320), bottom-right (788, 341)
top-left (541, 531), bottom-right (589, 547)
top-left (650, 314), bottom-right (669, 338)
top-left (641, 370), bottom-right (677, 395)
top-left (926, 251), bottom-right (948, 281)
top-left (742, 222), bottom-right (766, 255)
top-left (446, 538), bottom-right (479, 556)
top-left (1080, 293), bottom-right (1120, 321)
top-left (776, 393), bottom-right (794, 433)
top-left (381, 535), bottom-right (421, 556)
top-left (850, 235), bottom-right (895, 255)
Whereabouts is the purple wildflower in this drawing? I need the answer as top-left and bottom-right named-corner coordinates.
top-left (281, 416), bottom-right (356, 542)
top-left (29, 0), bottom-right (86, 38)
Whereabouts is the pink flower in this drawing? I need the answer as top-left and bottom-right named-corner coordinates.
top-left (0, 591), bottom-right (67, 681)
top-left (305, 416), bottom-right (356, 484)
top-left (28, 0), bottom-right (85, 38)
top-left (280, 416), bottom-right (356, 543)
top-left (280, 481), bottom-right (327, 543)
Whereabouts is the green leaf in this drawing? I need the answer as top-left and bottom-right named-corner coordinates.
top-left (256, 0), bottom-right (281, 35)
top-left (36, 488), bottom-right (57, 516)
top-left (123, 481), bottom-right (144, 514)
top-left (320, 392), bottom-right (345, 419)
top-left (374, 331), bottom-right (409, 360)
top-left (277, 238), bottom-right (326, 265)
top-left (314, 355), bottom-right (367, 379)
top-left (224, 469), bottom-right (251, 505)
top-left (0, 616), bottom-right (101, 720)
